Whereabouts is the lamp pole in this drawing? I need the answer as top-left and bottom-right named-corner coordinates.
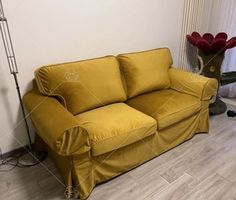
top-left (0, 1), bottom-right (33, 154)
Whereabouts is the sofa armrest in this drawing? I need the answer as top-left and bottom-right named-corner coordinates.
top-left (169, 67), bottom-right (218, 101)
top-left (23, 89), bottom-right (90, 156)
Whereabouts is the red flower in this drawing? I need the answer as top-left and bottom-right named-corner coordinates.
top-left (186, 32), bottom-right (236, 54)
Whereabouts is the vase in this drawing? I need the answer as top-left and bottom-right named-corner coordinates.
top-left (198, 50), bottom-right (227, 115)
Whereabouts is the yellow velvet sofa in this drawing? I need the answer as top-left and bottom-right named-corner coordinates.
top-left (23, 48), bottom-right (218, 199)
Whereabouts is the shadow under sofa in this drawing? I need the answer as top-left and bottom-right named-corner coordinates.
top-left (23, 48), bottom-right (218, 199)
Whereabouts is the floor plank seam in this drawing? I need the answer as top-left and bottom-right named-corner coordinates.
top-left (144, 173), bottom-right (193, 199)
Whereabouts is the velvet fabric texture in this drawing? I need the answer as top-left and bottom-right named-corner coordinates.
top-left (75, 103), bottom-right (157, 156)
top-left (35, 56), bottom-right (127, 115)
top-left (118, 48), bottom-right (172, 98)
top-left (127, 89), bottom-right (201, 130)
top-left (23, 48), bottom-right (218, 199)
top-left (169, 68), bottom-right (218, 100)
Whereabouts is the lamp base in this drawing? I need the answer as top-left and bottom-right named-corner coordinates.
top-left (209, 96), bottom-right (227, 115)
top-left (0, 148), bottom-right (48, 172)
top-left (17, 149), bottom-right (48, 167)
top-left (17, 151), bottom-right (47, 167)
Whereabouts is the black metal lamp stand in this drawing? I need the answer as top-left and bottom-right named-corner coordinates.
top-left (0, 0), bottom-right (47, 164)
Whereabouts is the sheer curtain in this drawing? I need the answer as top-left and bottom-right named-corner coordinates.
top-left (220, 3), bottom-right (236, 98)
top-left (202, 0), bottom-right (236, 98)
top-left (178, 0), bottom-right (205, 71)
top-left (178, 0), bottom-right (236, 98)
top-left (221, 50), bottom-right (236, 98)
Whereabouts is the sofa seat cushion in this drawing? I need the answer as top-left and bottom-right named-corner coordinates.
top-left (75, 103), bottom-right (157, 156)
top-left (35, 56), bottom-right (127, 115)
top-left (126, 89), bottom-right (201, 130)
top-left (118, 48), bottom-right (172, 98)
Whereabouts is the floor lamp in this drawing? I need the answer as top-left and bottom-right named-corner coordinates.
top-left (0, 0), bottom-right (47, 165)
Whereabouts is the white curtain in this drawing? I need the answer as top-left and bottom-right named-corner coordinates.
top-left (221, 51), bottom-right (236, 98)
top-left (201, 0), bottom-right (236, 98)
top-left (179, 0), bottom-right (236, 97)
top-left (178, 0), bottom-right (205, 71)
top-left (219, 2), bottom-right (236, 98)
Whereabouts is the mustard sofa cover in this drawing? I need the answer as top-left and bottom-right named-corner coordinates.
top-left (23, 48), bottom-right (218, 199)
top-left (118, 48), bottom-right (172, 98)
top-left (35, 56), bottom-right (127, 115)
top-left (75, 103), bottom-right (157, 156)
top-left (127, 89), bottom-right (201, 130)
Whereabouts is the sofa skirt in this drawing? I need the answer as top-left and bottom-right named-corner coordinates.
top-left (48, 103), bottom-right (209, 199)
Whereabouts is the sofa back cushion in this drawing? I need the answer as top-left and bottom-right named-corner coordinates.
top-left (118, 48), bottom-right (173, 98)
top-left (35, 56), bottom-right (127, 115)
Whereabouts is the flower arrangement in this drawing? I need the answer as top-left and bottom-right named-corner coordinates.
top-left (186, 32), bottom-right (236, 54)
top-left (185, 32), bottom-right (236, 115)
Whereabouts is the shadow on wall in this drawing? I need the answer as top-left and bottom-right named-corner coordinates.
top-left (12, 79), bottom-right (35, 152)
top-left (0, 63), bottom-right (14, 128)
top-left (0, 62), bottom-right (35, 153)
top-left (1, 85), bottom-right (15, 127)
top-left (186, 42), bottom-right (198, 71)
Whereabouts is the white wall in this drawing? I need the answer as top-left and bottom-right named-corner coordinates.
top-left (0, 0), bottom-right (185, 154)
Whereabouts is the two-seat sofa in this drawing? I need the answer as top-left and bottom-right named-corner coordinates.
top-left (23, 48), bottom-right (218, 199)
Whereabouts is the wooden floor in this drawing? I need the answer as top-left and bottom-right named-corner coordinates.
top-left (1, 104), bottom-right (236, 200)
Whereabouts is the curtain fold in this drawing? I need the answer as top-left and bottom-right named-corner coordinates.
top-left (178, 0), bottom-right (205, 71)
top-left (201, 0), bottom-right (236, 98)
top-left (179, 0), bottom-right (236, 97)
top-left (219, 1), bottom-right (236, 98)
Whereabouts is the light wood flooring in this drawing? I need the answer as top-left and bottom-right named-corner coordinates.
top-left (1, 104), bottom-right (236, 200)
